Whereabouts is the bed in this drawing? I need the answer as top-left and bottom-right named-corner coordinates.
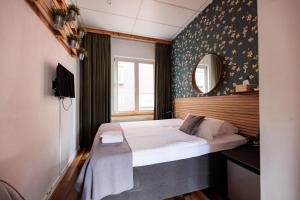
top-left (119, 119), bottom-right (246, 167)
top-left (76, 118), bottom-right (247, 200)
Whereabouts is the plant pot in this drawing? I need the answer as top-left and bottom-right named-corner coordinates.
top-left (53, 15), bottom-right (65, 29)
top-left (79, 30), bottom-right (85, 38)
top-left (76, 40), bottom-right (81, 48)
top-left (79, 53), bottom-right (85, 60)
top-left (69, 10), bottom-right (77, 21)
top-left (68, 39), bottom-right (77, 49)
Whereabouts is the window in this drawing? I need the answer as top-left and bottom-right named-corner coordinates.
top-left (116, 61), bottom-right (135, 112)
top-left (195, 65), bottom-right (209, 93)
top-left (139, 63), bottom-right (154, 111)
top-left (113, 57), bottom-right (154, 114)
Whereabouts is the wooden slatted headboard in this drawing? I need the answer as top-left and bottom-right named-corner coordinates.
top-left (174, 94), bottom-right (259, 136)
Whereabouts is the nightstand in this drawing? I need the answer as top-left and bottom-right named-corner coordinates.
top-left (222, 145), bottom-right (260, 200)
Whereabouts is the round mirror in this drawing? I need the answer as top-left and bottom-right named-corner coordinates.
top-left (192, 54), bottom-right (223, 94)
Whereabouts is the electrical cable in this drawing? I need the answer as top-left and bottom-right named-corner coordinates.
top-left (61, 98), bottom-right (72, 111)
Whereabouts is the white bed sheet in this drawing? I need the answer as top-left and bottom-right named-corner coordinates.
top-left (120, 119), bottom-right (247, 167)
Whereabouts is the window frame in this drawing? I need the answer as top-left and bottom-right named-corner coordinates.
top-left (112, 56), bottom-right (155, 115)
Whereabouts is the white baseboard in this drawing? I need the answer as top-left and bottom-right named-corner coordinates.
top-left (43, 149), bottom-right (78, 200)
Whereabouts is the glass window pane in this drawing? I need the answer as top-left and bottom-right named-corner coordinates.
top-left (195, 66), bottom-right (208, 93)
top-left (139, 63), bottom-right (154, 111)
top-left (117, 61), bottom-right (135, 112)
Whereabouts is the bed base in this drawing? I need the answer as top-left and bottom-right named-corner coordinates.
top-left (103, 152), bottom-right (226, 200)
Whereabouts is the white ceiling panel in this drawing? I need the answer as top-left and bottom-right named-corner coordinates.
top-left (138, 0), bottom-right (195, 27)
top-left (153, 0), bottom-right (209, 11)
top-left (81, 9), bottom-right (135, 34)
top-left (133, 20), bottom-right (179, 40)
top-left (78, 0), bottom-right (212, 40)
top-left (77, 0), bottom-right (142, 18)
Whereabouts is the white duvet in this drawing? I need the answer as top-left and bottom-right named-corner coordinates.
top-left (120, 119), bottom-right (247, 167)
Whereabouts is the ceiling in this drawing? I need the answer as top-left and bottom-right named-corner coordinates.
top-left (75, 0), bottom-right (213, 41)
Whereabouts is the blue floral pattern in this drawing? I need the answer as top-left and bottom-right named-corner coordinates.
top-left (171, 0), bottom-right (258, 98)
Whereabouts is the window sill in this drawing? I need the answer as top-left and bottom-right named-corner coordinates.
top-left (111, 114), bottom-right (154, 123)
top-left (112, 112), bottom-right (154, 117)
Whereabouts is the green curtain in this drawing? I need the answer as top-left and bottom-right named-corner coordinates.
top-left (79, 33), bottom-right (111, 148)
top-left (154, 43), bottom-right (172, 120)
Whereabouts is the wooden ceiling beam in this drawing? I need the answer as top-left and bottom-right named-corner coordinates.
top-left (86, 27), bottom-right (172, 45)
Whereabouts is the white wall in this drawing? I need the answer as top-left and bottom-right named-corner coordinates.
top-left (0, 1), bottom-right (79, 200)
top-left (258, 0), bottom-right (300, 199)
top-left (111, 38), bottom-right (155, 60)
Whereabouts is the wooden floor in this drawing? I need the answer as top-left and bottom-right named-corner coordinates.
top-left (50, 150), bottom-right (89, 200)
top-left (50, 150), bottom-right (225, 200)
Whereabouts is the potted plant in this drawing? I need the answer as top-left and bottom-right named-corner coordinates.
top-left (67, 34), bottom-right (79, 49)
top-left (52, 8), bottom-right (67, 29)
top-left (77, 48), bottom-right (88, 60)
top-left (77, 26), bottom-right (86, 38)
top-left (68, 4), bottom-right (80, 21)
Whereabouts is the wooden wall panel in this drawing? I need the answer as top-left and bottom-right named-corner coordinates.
top-left (174, 94), bottom-right (259, 136)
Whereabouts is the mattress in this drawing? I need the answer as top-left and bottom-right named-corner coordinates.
top-left (120, 119), bottom-right (247, 167)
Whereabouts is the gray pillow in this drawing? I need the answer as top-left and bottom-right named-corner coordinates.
top-left (179, 114), bottom-right (205, 135)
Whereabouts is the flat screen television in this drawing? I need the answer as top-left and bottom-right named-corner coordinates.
top-left (52, 63), bottom-right (75, 98)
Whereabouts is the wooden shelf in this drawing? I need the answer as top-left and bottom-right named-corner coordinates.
top-left (231, 90), bottom-right (259, 95)
top-left (26, 0), bottom-right (171, 56)
top-left (26, 0), bottom-right (78, 57)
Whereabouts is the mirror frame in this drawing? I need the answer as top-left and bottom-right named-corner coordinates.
top-left (192, 54), bottom-right (224, 94)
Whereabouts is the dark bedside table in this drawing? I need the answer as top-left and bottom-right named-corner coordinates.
top-left (222, 145), bottom-right (260, 200)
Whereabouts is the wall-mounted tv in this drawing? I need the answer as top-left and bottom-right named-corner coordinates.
top-left (52, 63), bottom-right (75, 98)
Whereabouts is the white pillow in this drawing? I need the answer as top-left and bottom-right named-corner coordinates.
top-left (195, 117), bottom-right (238, 140)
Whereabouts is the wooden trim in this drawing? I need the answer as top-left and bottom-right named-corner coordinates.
top-left (26, 0), bottom-right (53, 34)
top-left (174, 94), bottom-right (259, 136)
top-left (37, 0), bottom-right (52, 17)
top-left (112, 112), bottom-right (154, 117)
top-left (86, 27), bottom-right (172, 45)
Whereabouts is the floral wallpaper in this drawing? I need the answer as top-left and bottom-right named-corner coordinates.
top-left (171, 0), bottom-right (258, 98)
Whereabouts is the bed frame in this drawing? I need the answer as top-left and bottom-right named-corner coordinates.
top-left (102, 94), bottom-right (259, 199)
top-left (103, 152), bottom-right (226, 200)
